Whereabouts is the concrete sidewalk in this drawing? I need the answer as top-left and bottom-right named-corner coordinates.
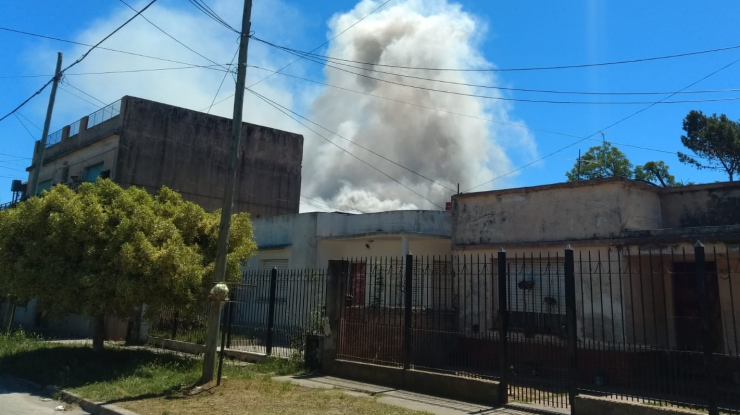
top-left (273, 375), bottom-right (568, 415)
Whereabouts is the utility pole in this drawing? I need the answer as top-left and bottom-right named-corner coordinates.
top-left (201, 0), bottom-right (253, 383)
top-left (28, 52), bottom-right (63, 196)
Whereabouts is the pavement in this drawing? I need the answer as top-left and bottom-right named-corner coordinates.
top-left (0, 376), bottom-right (86, 415)
top-left (273, 375), bottom-right (568, 415)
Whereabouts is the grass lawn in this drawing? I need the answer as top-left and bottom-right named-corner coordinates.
top-left (0, 331), bottom-right (427, 415)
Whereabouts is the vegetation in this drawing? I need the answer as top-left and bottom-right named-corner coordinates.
top-left (566, 141), bottom-right (679, 187)
top-left (0, 180), bottom-right (256, 352)
top-left (0, 332), bottom-right (425, 415)
top-left (679, 110), bottom-right (740, 182)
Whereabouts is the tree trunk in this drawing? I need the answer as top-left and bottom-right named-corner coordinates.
top-left (92, 313), bottom-right (106, 353)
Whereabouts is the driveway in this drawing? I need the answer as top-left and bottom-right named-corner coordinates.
top-left (0, 376), bottom-right (86, 415)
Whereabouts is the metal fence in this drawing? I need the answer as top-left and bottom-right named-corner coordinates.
top-left (147, 267), bottom-right (327, 360)
top-left (335, 244), bottom-right (740, 414)
top-left (225, 268), bottom-right (327, 359)
top-left (45, 99), bottom-right (122, 148)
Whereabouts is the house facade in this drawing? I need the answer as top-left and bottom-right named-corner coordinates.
top-left (246, 210), bottom-right (452, 270)
top-left (23, 95), bottom-right (303, 218)
top-left (451, 177), bottom-right (740, 353)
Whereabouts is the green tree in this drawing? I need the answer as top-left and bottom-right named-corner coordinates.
top-left (566, 142), bottom-right (633, 181)
top-left (634, 161), bottom-right (678, 187)
top-left (678, 110), bottom-right (740, 182)
top-left (0, 180), bottom-right (255, 352)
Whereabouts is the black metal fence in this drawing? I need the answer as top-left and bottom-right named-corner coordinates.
top-left (225, 268), bottom-right (327, 359)
top-left (148, 267), bottom-right (327, 361)
top-left (335, 244), bottom-right (740, 414)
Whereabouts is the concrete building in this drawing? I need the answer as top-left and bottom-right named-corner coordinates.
top-left (24, 95), bottom-right (303, 218)
top-left (5, 95), bottom-right (304, 338)
top-left (451, 177), bottom-right (740, 353)
top-left (246, 210), bottom-right (452, 270)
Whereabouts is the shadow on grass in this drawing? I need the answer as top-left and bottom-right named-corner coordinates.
top-left (0, 345), bottom-right (200, 390)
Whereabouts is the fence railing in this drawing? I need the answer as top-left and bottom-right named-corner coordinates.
top-left (147, 267), bottom-right (327, 360)
top-left (334, 244), bottom-right (740, 414)
top-left (44, 99), bottom-right (122, 148)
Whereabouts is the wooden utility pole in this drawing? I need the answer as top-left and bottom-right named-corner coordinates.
top-left (28, 52), bottom-right (63, 196)
top-left (201, 0), bottom-right (253, 383)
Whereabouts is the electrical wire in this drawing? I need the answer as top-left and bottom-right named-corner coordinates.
top-left (256, 37), bottom-right (740, 73)
top-left (268, 44), bottom-right (740, 105)
top-left (118, 0), bottom-right (230, 71)
top-left (58, 85), bottom-right (103, 109)
top-left (247, 0), bottom-right (394, 89)
top-left (0, 151), bottom-right (31, 160)
top-left (247, 85), bottom-right (455, 193)
top-left (0, 0), bottom-right (159, 124)
top-left (245, 64), bottom-right (693, 157)
top-left (0, 64), bottom-right (229, 79)
top-left (186, 0), bottom-right (239, 33)
top-left (257, 37), bottom-right (740, 96)
top-left (248, 88), bottom-right (444, 210)
top-left (0, 27), bottom-right (236, 69)
top-left (16, 112), bottom-right (42, 131)
top-left (61, 80), bottom-right (108, 106)
top-left (207, 45), bottom-right (240, 113)
top-left (301, 194), bottom-right (347, 212)
top-left (14, 114), bottom-right (37, 141)
top-left (463, 55), bottom-right (740, 192)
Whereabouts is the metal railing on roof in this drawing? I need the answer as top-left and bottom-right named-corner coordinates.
top-left (44, 99), bottom-right (122, 148)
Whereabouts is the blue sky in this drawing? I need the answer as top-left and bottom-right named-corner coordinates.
top-left (1, 0), bottom-right (739, 210)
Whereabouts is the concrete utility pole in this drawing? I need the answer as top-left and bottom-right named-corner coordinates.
top-left (28, 52), bottom-right (63, 196)
top-left (201, 0), bottom-right (253, 383)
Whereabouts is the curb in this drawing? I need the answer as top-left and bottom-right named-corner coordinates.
top-left (55, 389), bottom-right (142, 415)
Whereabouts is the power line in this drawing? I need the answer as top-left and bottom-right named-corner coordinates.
top-left (118, 0), bottom-right (229, 71)
top-left (247, 85), bottom-right (455, 193)
top-left (186, 0), bottom-right (239, 33)
top-left (266, 44), bottom-right (740, 105)
top-left (0, 26), bottom-right (234, 69)
top-left (301, 194), bottom-right (347, 212)
top-left (248, 88), bottom-right (444, 210)
top-left (258, 38), bottom-right (740, 96)
top-left (61, 80), bottom-right (108, 106)
top-left (14, 114), bottom-right (37, 141)
top-left (0, 64), bottom-right (229, 79)
top-left (0, 151), bottom-right (31, 160)
top-left (207, 45), bottom-right (240, 113)
top-left (0, 0), bottom-right (159, 124)
top-left (247, 0), bottom-right (394, 89)
top-left (256, 37), bottom-right (740, 72)
top-left (16, 112), bottom-right (42, 131)
top-left (58, 85), bottom-right (103, 109)
top-left (245, 64), bottom-right (695, 157)
top-left (463, 55), bottom-right (740, 192)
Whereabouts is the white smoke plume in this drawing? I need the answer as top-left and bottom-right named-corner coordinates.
top-left (302, 0), bottom-right (537, 213)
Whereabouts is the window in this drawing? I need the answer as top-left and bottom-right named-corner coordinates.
top-left (36, 180), bottom-right (52, 195)
top-left (262, 259), bottom-right (288, 270)
top-left (84, 162), bottom-right (105, 182)
top-left (508, 259), bottom-right (566, 335)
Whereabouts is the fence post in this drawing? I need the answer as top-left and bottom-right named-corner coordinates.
top-left (403, 254), bottom-right (413, 370)
top-left (171, 310), bottom-right (179, 340)
top-left (564, 245), bottom-right (578, 413)
top-left (694, 241), bottom-right (719, 415)
top-left (323, 260), bottom-right (350, 371)
top-left (265, 267), bottom-right (278, 356)
top-left (226, 287), bottom-right (236, 349)
top-left (497, 248), bottom-right (509, 404)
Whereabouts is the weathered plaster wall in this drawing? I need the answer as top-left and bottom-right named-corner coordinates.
top-left (115, 96), bottom-right (303, 218)
top-left (31, 135), bottom-right (120, 188)
top-left (248, 211), bottom-right (452, 269)
top-left (452, 179), bottom-right (662, 246)
top-left (660, 182), bottom-right (740, 228)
